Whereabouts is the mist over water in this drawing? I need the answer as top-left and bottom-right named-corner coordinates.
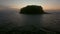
top-left (0, 9), bottom-right (60, 32)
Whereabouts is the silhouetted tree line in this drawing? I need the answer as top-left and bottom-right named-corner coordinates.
top-left (20, 5), bottom-right (46, 14)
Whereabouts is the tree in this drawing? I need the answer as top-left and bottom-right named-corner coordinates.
top-left (20, 5), bottom-right (46, 14)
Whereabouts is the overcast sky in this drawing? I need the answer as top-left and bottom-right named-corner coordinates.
top-left (0, 0), bottom-right (60, 10)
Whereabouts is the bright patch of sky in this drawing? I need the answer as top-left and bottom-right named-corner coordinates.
top-left (0, 0), bottom-right (60, 10)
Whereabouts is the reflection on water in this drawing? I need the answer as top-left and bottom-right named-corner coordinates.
top-left (20, 14), bottom-right (60, 32)
top-left (20, 14), bottom-right (43, 31)
top-left (0, 10), bottom-right (60, 32)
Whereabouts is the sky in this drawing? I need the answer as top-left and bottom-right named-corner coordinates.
top-left (0, 0), bottom-right (60, 10)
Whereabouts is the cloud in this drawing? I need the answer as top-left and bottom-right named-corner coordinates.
top-left (0, 5), bottom-right (8, 10)
top-left (0, 5), bottom-right (18, 10)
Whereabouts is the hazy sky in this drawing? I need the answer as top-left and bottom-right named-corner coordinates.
top-left (0, 0), bottom-right (60, 10)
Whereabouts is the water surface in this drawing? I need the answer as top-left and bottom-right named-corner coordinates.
top-left (0, 10), bottom-right (60, 32)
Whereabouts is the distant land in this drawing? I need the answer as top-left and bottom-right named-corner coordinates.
top-left (19, 5), bottom-right (47, 14)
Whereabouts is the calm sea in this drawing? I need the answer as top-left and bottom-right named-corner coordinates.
top-left (0, 10), bottom-right (60, 32)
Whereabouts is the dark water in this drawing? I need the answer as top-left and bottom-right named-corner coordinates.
top-left (0, 10), bottom-right (60, 32)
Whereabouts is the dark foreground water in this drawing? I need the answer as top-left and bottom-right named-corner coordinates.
top-left (0, 10), bottom-right (60, 33)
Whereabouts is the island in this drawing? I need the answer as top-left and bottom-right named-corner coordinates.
top-left (19, 5), bottom-right (47, 14)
